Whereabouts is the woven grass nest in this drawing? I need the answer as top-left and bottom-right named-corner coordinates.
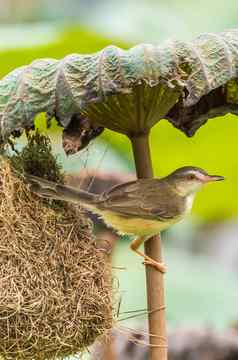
top-left (0, 133), bottom-right (113, 360)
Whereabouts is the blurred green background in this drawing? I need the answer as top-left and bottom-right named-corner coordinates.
top-left (1, 0), bottom-right (238, 336)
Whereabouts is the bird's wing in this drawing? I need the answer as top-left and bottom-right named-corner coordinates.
top-left (97, 178), bottom-right (184, 220)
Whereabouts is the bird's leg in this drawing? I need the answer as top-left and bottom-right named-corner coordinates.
top-left (130, 236), bottom-right (166, 273)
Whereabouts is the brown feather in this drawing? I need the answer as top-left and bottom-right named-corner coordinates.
top-left (96, 178), bottom-right (186, 220)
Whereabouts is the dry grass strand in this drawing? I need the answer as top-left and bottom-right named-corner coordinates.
top-left (0, 159), bottom-right (113, 360)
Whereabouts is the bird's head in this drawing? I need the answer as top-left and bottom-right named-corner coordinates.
top-left (166, 166), bottom-right (224, 196)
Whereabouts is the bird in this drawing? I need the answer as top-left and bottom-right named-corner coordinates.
top-left (26, 166), bottom-right (224, 273)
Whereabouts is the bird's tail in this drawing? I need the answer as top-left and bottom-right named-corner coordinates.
top-left (25, 174), bottom-right (98, 210)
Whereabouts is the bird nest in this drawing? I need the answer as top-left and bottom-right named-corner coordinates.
top-left (0, 135), bottom-right (113, 360)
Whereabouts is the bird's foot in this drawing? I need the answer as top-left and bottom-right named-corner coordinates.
top-left (143, 259), bottom-right (167, 273)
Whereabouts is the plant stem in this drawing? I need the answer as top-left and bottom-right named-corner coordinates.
top-left (130, 133), bottom-right (167, 360)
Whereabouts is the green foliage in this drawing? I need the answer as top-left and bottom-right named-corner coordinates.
top-left (2, 30), bottom-right (235, 141)
top-left (226, 79), bottom-right (238, 104)
top-left (11, 131), bottom-right (63, 183)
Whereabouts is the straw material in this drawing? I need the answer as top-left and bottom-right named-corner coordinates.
top-left (0, 159), bottom-right (113, 360)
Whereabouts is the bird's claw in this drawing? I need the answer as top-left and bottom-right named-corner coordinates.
top-left (142, 259), bottom-right (167, 273)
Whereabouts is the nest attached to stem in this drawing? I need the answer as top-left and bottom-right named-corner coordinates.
top-left (0, 135), bottom-right (113, 360)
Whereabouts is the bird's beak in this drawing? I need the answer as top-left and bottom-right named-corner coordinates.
top-left (203, 174), bottom-right (225, 182)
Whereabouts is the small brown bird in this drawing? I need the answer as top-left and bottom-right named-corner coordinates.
top-left (26, 166), bottom-right (224, 273)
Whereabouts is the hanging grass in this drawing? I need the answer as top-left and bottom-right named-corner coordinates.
top-left (0, 133), bottom-right (113, 360)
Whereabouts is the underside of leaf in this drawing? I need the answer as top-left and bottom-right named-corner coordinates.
top-left (0, 30), bottom-right (238, 152)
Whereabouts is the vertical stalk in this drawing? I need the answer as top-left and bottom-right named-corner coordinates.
top-left (130, 133), bottom-right (167, 360)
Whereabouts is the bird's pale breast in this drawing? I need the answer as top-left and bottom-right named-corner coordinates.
top-left (100, 210), bottom-right (183, 236)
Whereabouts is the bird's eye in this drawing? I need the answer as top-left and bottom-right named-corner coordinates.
top-left (188, 174), bottom-right (196, 180)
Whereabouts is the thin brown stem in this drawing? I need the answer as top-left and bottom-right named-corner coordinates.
top-left (130, 133), bottom-right (167, 360)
